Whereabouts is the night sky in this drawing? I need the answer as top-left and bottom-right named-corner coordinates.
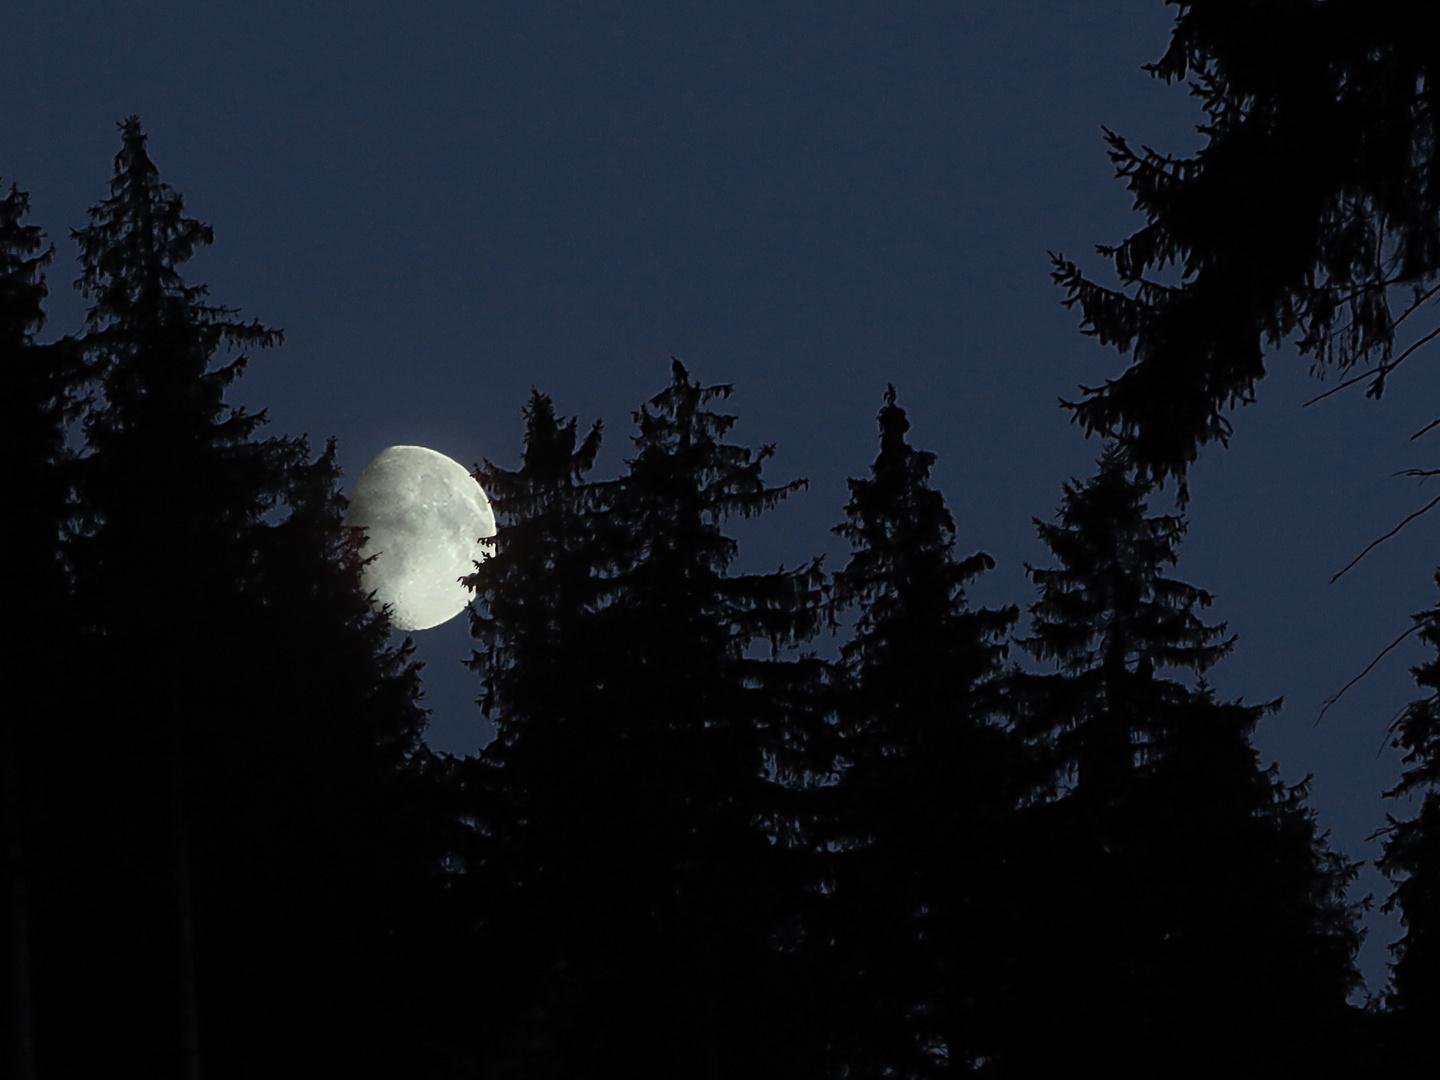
top-left (7, 0), bottom-right (1437, 998)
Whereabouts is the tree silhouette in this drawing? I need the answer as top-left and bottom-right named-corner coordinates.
top-left (0, 181), bottom-right (82, 1080)
top-left (1047, 5), bottom-right (1440, 1065)
top-left (465, 365), bottom-right (827, 1077)
top-left (201, 437), bottom-right (462, 1079)
top-left (1006, 447), bottom-right (1364, 1078)
top-left (1050, 0), bottom-right (1440, 489)
top-left (48, 117), bottom-right (449, 1079)
top-left (820, 386), bottom-right (1022, 1077)
top-left (461, 390), bottom-right (613, 1074)
top-left (59, 115), bottom-right (295, 1079)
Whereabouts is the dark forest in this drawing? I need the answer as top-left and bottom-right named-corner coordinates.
top-left (7, 4), bottom-right (1440, 1076)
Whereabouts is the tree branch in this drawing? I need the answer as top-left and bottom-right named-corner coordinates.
top-left (1317, 623), bottom-right (1420, 723)
top-left (1330, 492), bottom-right (1440, 583)
top-left (1303, 322), bottom-right (1440, 407)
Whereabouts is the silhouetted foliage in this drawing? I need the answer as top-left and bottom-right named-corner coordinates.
top-left (8, 110), bottom-right (1407, 1079)
top-left (36, 117), bottom-right (451, 1080)
top-left (0, 181), bottom-right (81, 1080)
top-left (461, 390), bottom-right (613, 1074)
top-left (465, 365), bottom-right (828, 1077)
top-left (819, 387), bottom-right (1022, 1077)
top-left (1378, 574), bottom-right (1440, 1064)
top-left (1052, 0), bottom-right (1440, 489)
top-left (1005, 447), bottom-right (1364, 1078)
top-left (1048, 4), bottom-right (1438, 1065)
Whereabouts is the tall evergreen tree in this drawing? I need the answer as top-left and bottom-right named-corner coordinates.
top-left (46, 117), bottom-right (451, 1079)
top-left (1006, 447), bottom-right (1364, 1078)
top-left (820, 387), bottom-right (1022, 1077)
top-left (1044, 4), bottom-right (1438, 1063)
top-left (465, 365), bottom-right (828, 1077)
top-left (0, 181), bottom-right (81, 1080)
top-left (598, 361), bottom-right (827, 1077)
top-left (461, 390), bottom-right (612, 1074)
top-left (56, 115), bottom-right (294, 1079)
top-left (199, 436), bottom-right (463, 1080)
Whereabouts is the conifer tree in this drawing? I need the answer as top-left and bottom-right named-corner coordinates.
top-left (821, 387), bottom-right (1021, 1077)
top-left (59, 115), bottom-right (296, 1079)
top-left (1007, 447), bottom-right (1364, 1078)
top-left (465, 365), bottom-right (828, 1077)
top-left (0, 181), bottom-right (81, 1080)
top-left (202, 437), bottom-right (462, 1079)
top-left (52, 117), bottom-right (449, 1079)
top-left (461, 390), bottom-right (612, 1073)
top-left (596, 360), bottom-right (826, 1077)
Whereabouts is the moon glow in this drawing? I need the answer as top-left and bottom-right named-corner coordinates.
top-left (345, 445), bottom-right (496, 631)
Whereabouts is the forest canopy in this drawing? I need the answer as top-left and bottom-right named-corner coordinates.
top-left (9, 4), bottom-right (1440, 1070)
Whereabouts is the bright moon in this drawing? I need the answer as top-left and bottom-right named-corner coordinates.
top-left (345, 445), bottom-right (496, 631)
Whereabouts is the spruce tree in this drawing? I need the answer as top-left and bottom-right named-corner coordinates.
top-left (465, 365), bottom-right (828, 1077)
top-left (58, 115), bottom-right (295, 1079)
top-left (596, 360), bottom-right (825, 1077)
top-left (1042, 4), bottom-right (1439, 1063)
top-left (1007, 447), bottom-right (1364, 1078)
top-left (202, 437), bottom-right (459, 1079)
top-left (821, 387), bottom-right (1021, 1077)
top-left (53, 117), bottom-right (449, 1079)
top-left (461, 390), bottom-right (612, 1074)
top-left (0, 181), bottom-right (81, 1080)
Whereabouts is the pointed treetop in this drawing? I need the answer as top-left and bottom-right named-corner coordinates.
top-left (516, 388), bottom-right (602, 488)
top-left (629, 359), bottom-right (796, 525)
top-left (0, 182), bottom-right (53, 348)
top-left (835, 386), bottom-right (954, 564)
top-left (833, 386), bottom-right (1010, 661)
top-left (73, 116), bottom-right (280, 353)
top-left (1024, 443), bottom-right (1235, 679)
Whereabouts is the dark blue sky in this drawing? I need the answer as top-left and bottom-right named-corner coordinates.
top-left (8, 0), bottom-right (1438, 997)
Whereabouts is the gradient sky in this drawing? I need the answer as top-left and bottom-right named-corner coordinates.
top-left (8, 0), bottom-right (1438, 998)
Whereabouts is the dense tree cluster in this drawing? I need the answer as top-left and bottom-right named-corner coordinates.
top-left (1052, 0), bottom-right (1440, 1070)
top-left (11, 9), bottom-right (1440, 1067)
top-left (2, 120), bottom-right (462, 1080)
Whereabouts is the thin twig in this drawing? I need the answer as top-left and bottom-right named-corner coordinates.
top-left (1325, 276), bottom-right (1408, 309)
top-left (1302, 322), bottom-right (1440, 407)
top-left (1381, 322), bottom-right (1440, 380)
top-left (1317, 623), bottom-right (1420, 723)
top-left (1330, 491), bottom-right (1440, 583)
top-left (1303, 366), bottom-right (1384, 407)
top-left (1410, 416), bottom-right (1440, 441)
top-left (1393, 280), bottom-right (1440, 331)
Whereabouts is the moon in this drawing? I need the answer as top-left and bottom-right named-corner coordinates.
top-left (345, 445), bottom-right (496, 631)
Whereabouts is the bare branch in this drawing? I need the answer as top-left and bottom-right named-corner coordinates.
top-left (1302, 361), bottom-right (1387, 406)
top-left (1392, 280), bottom-right (1440, 331)
top-left (1409, 416), bottom-right (1440, 440)
top-left (1316, 623), bottom-right (1420, 723)
top-left (1330, 491), bottom-right (1440, 583)
top-left (1303, 322), bottom-right (1440, 407)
